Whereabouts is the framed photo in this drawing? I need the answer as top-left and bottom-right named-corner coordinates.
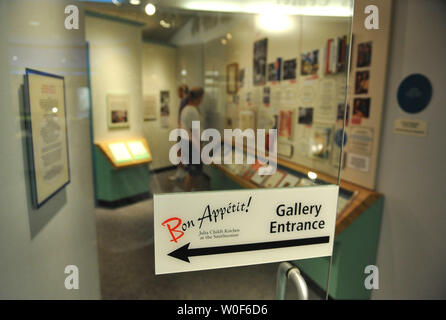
top-left (24, 69), bottom-right (70, 208)
top-left (107, 94), bottom-right (130, 128)
top-left (298, 107), bottom-right (314, 126)
top-left (283, 58), bottom-right (297, 80)
top-left (227, 63), bottom-right (239, 94)
top-left (301, 50), bottom-right (319, 76)
top-left (357, 41), bottom-right (372, 68)
top-left (353, 98), bottom-right (371, 119)
top-left (143, 94), bottom-right (157, 121)
top-left (160, 90), bottom-right (170, 128)
top-left (253, 38), bottom-right (268, 85)
top-left (355, 70), bottom-right (369, 94)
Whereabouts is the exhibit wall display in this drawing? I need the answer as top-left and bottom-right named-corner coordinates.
top-left (86, 15), bottom-right (144, 143)
top-left (199, 14), bottom-right (354, 184)
top-left (24, 69), bottom-right (71, 208)
top-left (340, 0), bottom-right (392, 189)
top-left (173, 0), bottom-right (392, 190)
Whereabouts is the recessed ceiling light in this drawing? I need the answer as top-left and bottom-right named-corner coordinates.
top-left (160, 20), bottom-right (171, 28)
top-left (307, 171), bottom-right (318, 180)
top-left (226, 33), bottom-right (232, 40)
top-left (129, 0), bottom-right (140, 5)
top-left (145, 3), bottom-right (156, 16)
top-left (221, 38), bottom-right (227, 45)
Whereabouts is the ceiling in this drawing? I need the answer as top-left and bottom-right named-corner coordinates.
top-left (83, 1), bottom-right (223, 43)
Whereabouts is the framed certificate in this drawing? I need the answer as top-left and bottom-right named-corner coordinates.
top-left (227, 63), bottom-right (238, 94)
top-left (24, 69), bottom-right (70, 208)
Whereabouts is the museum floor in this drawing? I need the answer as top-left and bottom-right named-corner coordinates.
top-left (94, 169), bottom-right (323, 300)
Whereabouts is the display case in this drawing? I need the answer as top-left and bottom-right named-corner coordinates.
top-left (208, 142), bottom-right (383, 299)
top-left (94, 138), bottom-right (152, 207)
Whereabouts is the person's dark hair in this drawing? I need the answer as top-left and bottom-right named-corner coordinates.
top-left (178, 84), bottom-right (189, 97)
top-left (189, 87), bottom-right (204, 102)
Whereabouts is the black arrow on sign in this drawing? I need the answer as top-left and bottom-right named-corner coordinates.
top-left (168, 236), bottom-right (330, 263)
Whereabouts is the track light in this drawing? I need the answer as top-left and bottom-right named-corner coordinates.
top-left (145, 3), bottom-right (156, 16)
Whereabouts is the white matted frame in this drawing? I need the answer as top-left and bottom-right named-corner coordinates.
top-left (24, 68), bottom-right (70, 208)
top-left (107, 93), bottom-right (130, 129)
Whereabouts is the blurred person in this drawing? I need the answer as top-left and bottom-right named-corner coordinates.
top-left (169, 85), bottom-right (190, 182)
top-left (180, 87), bottom-right (204, 192)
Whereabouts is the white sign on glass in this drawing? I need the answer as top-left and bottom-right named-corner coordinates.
top-left (154, 185), bottom-right (339, 274)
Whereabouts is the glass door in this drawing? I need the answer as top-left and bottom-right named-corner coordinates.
top-left (0, 0), bottom-right (354, 300)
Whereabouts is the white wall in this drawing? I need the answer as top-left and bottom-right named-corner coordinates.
top-left (0, 0), bottom-right (100, 299)
top-left (142, 42), bottom-right (179, 169)
top-left (86, 16), bottom-right (144, 143)
top-left (374, 0), bottom-right (446, 299)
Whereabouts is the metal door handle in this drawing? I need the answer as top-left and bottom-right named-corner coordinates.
top-left (276, 262), bottom-right (309, 300)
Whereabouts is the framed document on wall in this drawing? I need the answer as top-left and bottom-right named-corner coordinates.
top-left (107, 94), bottom-right (130, 128)
top-left (227, 63), bottom-right (238, 94)
top-left (24, 69), bottom-right (70, 208)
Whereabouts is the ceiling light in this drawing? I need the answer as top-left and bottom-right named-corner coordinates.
top-left (221, 38), bottom-right (227, 45)
top-left (160, 20), bottom-right (171, 28)
top-left (257, 12), bottom-right (292, 32)
top-left (145, 3), bottom-right (156, 16)
top-left (308, 171), bottom-right (318, 180)
top-left (226, 33), bottom-right (232, 40)
top-left (129, 0), bottom-right (140, 5)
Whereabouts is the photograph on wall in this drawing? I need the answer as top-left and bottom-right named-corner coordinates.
top-left (253, 38), bottom-right (268, 85)
top-left (357, 41), bottom-right (372, 68)
top-left (24, 69), bottom-right (70, 208)
top-left (268, 58), bottom-right (282, 82)
top-left (279, 109), bottom-right (293, 139)
top-left (301, 50), bottom-right (319, 76)
top-left (298, 107), bottom-right (314, 126)
top-left (107, 93), bottom-right (130, 128)
top-left (353, 98), bottom-right (371, 119)
top-left (160, 90), bottom-right (170, 128)
top-left (227, 63), bottom-right (238, 94)
top-left (355, 70), bottom-right (370, 94)
top-left (238, 68), bottom-right (245, 88)
top-left (263, 87), bottom-right (271, 106)
top-left (283, 58), bottom-right (297, 80)
top-left (143, 94), bottom-right (157, 121)
top-left (268, 63), bottom-right (276, 82)
top-left (311, 124), bottom-right (332, 159)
